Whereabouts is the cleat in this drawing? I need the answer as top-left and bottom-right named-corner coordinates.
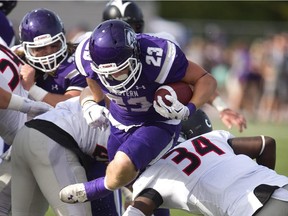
top-left (59, 183), bottom-right (88, 203)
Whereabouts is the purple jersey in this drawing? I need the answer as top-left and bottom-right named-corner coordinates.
top-left (35, 52), bottom-right (87, 93)
top-left (75, 34), bottom-right (188, 126)
top-left (0, 11), bottom-right (15, 47)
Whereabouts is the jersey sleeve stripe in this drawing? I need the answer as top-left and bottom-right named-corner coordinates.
top-left (155, 40), bottom-right (176, 84)
top-left (75, 39), bottom-right (88, 76)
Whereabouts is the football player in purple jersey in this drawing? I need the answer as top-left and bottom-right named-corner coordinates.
top-left (13, 8), bottom-right (87, 107)
top-left (101, 2), bottom-right (245, 215)
top-left (59, 19), bottom-right (217, 205)
top-left (101, 0), bottom-right (247, 133)
top-left (0, 11), bottom-right (15, 48)
top-left (0, 0), bottom-right (16, 48)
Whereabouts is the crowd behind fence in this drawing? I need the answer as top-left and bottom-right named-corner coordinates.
top-left (184, 31), bottom-right (288, 123)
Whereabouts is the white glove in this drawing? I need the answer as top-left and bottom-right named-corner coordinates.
top-left (82, 100), bottom-right (109, 129)
top-left (153, 95), bottom-right (196, 120)
top-left (8, 94), bottom-right (53, 117)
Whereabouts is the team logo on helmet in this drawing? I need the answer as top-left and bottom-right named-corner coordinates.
top-left (125, 29), bottom-right (136, 48)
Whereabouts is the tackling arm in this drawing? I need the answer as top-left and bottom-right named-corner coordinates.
top-left (209, 91), bottom-right (247, 132)
top-left (0, 87), bottom-right (52, 116)
top-left (227, 136), bottom-right (276, 169)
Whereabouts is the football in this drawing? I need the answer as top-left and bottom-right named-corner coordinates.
top-left (154, 82), bottom-right (193, 106)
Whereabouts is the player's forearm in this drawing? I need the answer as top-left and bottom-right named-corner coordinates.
top-left (42, 91), bottom-right (81, 107)
top-left (256, 136), bottom-right (276, 170)
top-left (85, 78), bottom-right (105, 103)
top-left (189, 73), bottom-right (217, 109)
top-left (228, 136), bottom-right (276, 170)
top-left (28, 83), bottom-right (81, 107)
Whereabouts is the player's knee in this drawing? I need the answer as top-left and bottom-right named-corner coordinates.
top-left (114, 151), bottom-right (137, 173)
top-left (106, 152), bottom-right (138, 188)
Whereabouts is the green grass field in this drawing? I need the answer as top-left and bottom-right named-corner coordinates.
top-left (45, 119), bottom-right (288, 216)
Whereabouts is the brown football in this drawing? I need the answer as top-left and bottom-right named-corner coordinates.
top-left (154, 82), bottom-right (193, 106)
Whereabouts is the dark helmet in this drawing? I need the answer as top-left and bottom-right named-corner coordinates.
top-left (0, 0), bottom-right (17, 15)
top-left (89, 19), bottom-right (142, 94)
top-left (19, 8), bottom-right (67, 73)
top-left (102, 0), bottom-right (144, 33)
top-left (180, 109), bottom-right (213, 140)
top-left (0, 11), bottom-right (15, 47)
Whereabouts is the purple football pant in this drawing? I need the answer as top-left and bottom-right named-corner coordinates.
top-left (108, 121), bottom-right (181, 171)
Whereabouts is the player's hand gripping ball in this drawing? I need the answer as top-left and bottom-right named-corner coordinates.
top-left (153, 82), bottom-right (195, 120)
top-left (154, 82), bottom-right (193, 106)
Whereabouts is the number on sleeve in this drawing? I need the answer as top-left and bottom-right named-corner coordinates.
top-left (0, 44), bottom-right (21, 91)
top-left (145, 47), bottom-right (163, 67)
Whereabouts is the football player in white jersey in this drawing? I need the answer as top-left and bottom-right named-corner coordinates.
top-left (0, 44), bottom-right (52, 142)
top-left (11, 97), bottom-right (122, 216)
top-left (0, 41), bottom-right (52, 215)
top-left (122, 110), bottom-right (288, 216)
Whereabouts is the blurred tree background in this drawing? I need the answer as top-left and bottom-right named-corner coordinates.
top-left (154, 1), bottom-right (288, 43)
top-left (158, 1), bottom-right (288, 21)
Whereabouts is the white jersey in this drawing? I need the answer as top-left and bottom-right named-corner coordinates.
top-left (0, 44), bottom-right (27, 145)
top-left (11, 97), bottom-right (122, 216)
top-left (132, 130), bottom-right (288, 216)
top-left (34, 97), bottom-right (109, 158)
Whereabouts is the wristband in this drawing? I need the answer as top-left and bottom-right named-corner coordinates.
top-left (81, 95), bottom-right (105, 107)
top-left (98, 99), bottom-right (105, 106)
top-left (187, 102), bottom-right (196, 117)
top-left (212, 96), bottom-right (229, 112)
top-left (259, 135), bottom-right (266, 156)
top-left (80, 95), bottom-right (95, 107)
top-left (29, 84), bottom-right (48, 101)
top-left (7, 94), bottom-right (24, 111)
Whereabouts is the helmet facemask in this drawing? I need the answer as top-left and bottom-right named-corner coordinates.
top-left (22, 32), bottom-right (67, 73)
top-left (91, 56), bottom-right (142, 94)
